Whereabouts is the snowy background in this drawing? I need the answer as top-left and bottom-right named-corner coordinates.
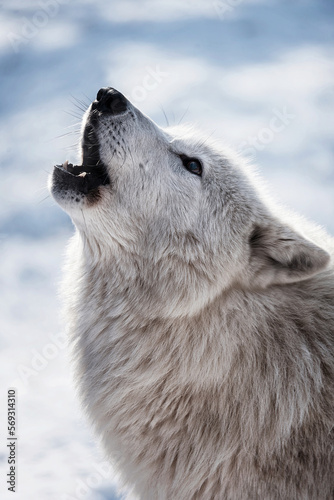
top-left (0, 0), bottom-right (333, 499)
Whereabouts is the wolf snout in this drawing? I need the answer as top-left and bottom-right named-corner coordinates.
top-left (92, 87), bottom-right (128, 115)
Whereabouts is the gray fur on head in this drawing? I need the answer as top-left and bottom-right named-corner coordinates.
top-left (50, 89), bottom-right (334, 499)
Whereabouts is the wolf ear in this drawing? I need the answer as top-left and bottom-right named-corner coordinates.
top-left (249, 222), bottom-right (330, 287)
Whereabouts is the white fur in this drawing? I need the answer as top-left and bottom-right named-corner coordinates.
top-left (50, 94), bottom-right (334, 499)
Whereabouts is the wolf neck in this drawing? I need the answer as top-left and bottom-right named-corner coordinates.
top-left (65, 231), bottom-right (329, 463)
top-left (66, 231), bottom-right (238, 382)
top-left (71, 229), bottom-right (233, 321)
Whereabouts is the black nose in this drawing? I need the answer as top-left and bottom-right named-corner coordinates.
top-left (93, 87), bottom-right (128, 114)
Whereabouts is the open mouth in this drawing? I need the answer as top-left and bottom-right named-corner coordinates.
top-left (53, 123), bottom-right (110, 194)
top-left (54, 160), bottom-right (109, 193)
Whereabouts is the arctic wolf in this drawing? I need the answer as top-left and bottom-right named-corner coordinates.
top-left (50, 88), bottom-right (334, 499)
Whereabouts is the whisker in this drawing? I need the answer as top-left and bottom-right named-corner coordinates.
top-left (69, 94), bottom-right (88, 112)
top-left (74, 96), bottom-right (88, 107)
top-left (64, 110), bottom-right (83, 120)
top-left (46, 131), bottom-right (80, 144)
top-left (160, 105), bottom-right (170, 127)
top-left (65, 122), bottom-right (82, 128)
top-left (178, 106), bottom-right (190, 125)
top-left (82, 92), bottom-right (93, 104)
top-left (54, 131), bottom-right (80, 140)
top-left (42, 168), bottom-right (52, 175)
top-left (73, 104), bottom-right (87, 114)
top-left (62, 143), bottom-right (80, 150)
top-left (37, 194), bottom-right (51, 204)
top-left (196, 129), bottom-right (217, 149)
top-left (81, 208), bottom-right (89, 235)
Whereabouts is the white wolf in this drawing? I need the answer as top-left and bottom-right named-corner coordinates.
top-left (50, 88), bottom-right (334, 499)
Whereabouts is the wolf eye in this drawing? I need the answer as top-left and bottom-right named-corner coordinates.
top-left (180, 156), bottom-right (202, 176)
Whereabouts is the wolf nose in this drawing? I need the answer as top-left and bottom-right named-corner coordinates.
top-left (93, 87), bottom-right (128, 114)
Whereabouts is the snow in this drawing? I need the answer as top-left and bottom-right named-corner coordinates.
top-left (0, 0), bottom-right (333, 498)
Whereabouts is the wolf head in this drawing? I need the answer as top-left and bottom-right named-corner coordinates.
top-left (50, 88), bottom-right (329, 317)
